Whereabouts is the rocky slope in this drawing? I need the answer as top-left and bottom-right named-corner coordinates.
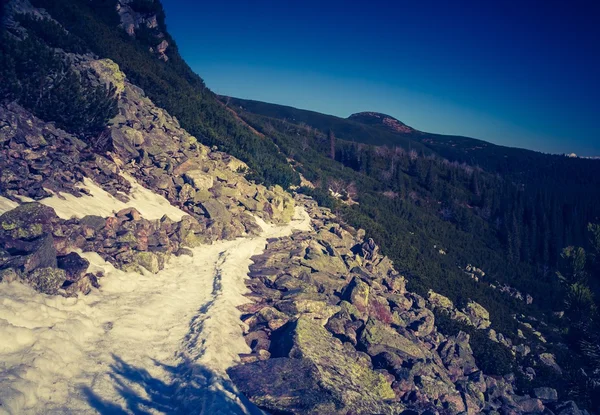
top-left (228, 195), bottom-right (585, 414)
top-left (0, 1), bottom-right (592, 414)
top-left (0, 42), bottom-right (294, 294)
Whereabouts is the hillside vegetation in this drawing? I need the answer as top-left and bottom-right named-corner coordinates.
top-left (226, 100), bottom-right (600, 408)
top-left (27, 0), bottom-right (299, 188)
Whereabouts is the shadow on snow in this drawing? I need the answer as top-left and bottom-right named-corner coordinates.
top-left (81, 354), bottom-right (259, 415)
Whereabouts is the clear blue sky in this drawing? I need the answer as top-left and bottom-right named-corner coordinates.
top-left (161, 0), bottom-right (600, 156)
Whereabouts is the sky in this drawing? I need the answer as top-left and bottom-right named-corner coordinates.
top-left (160, 0), bottom-right (600, 156)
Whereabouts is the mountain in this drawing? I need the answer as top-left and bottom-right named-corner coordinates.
top-left (1, 0), bottom-right (599, 414)
top-left (348, 111), bottom-right (417, 134)
top-left (226, 96), bottom-right (600, 184)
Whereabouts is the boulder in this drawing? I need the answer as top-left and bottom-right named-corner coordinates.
top-left (184, 169), bottom-right (214, 191)
top-left (437, 331), bottom-right (478, 381)
top-left (463, 300), bottom-right (491, 329)
top-left (539, 352), bottom-right (562, 374)
top-left (88, 58), bottom-right (126, 93)
top-left (133, 251), bottom-right (160, 274)
top-left (358, 318), bottom-right (426, 359)
top-left (79, 215), bottom-right (106, 231)
top-left (228, 358), bottom-right (338, 414)
top-left (515, 397), bottom-right (545, 413)
top-left (427, 290), bottom-right (454, 309)
top-left (0, 203), bottom-right (58, 239)
top-left (404, 308), bottom-right (435, 337)
top-left (276, 296), bottom-right (340, 322)
top-left (24, 267), bottom-right (67, 295)
top-left (0, 267), bottom-right (18, 283)
top-left (269, 317), bottom-right (398, 414)
top-left (1, 233), bottom-right (57, 273)
top-left (243, 306), bottom-right (289, 331)
top-left (361, 238), bottom-right (379, 261)
top-left (200, 199), bottom-right (231, 221)
top-left (178, 183), bottom-right (196, 202)
top-left (533, 387), bottom-right (558, 402)
top-left (343, 277), bottom-right (370, 315)
top-left (57, 252), bottom-right (90, 282)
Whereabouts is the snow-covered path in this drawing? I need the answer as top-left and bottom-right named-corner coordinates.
top-left (0, 207), bottom-right (311, 415)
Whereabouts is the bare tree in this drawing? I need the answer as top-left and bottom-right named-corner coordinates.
top-left (328, 129), bottom-right (336, 160)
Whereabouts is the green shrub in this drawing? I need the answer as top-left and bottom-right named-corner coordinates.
top-left (17, 14), bottom-right (88, 54)
top-left (0, 33), bottom-right (117, 139)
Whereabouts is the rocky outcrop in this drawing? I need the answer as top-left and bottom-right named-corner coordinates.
top-left (115, 0), bottom-right (170, 61)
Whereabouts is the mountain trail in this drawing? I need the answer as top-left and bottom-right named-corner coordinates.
top-left (0, 207), bottom-right (311, 415)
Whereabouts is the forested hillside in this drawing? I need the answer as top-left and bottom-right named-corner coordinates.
top-left (226, 97), bottom-right (600, 273)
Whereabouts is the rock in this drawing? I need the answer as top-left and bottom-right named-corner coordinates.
top-left (386, 293), bottom-right (413, 310)
top-left (88, 58), bottom-right (126, 94)
top-left (440, 393), bottom-right (466, 413)
top-left (1, 233), bottom-right (57, 273)
top-left (57, 252), bottom-right (90, 281)
top-left (224, 157), bottom-right (248, 172)
top-left (0, 203), bottom-right (58, 239)
top-left (200, 199), bottom-right (231, 221)
top-left (515, 397), bottom-right (545, 413)
top-left (116, 207), bottom-right (142, 221)
top-left (121, 126), bottom-right (144, 146)
top-left (0, 268), bottom-right (19, 283)
top-left (301, 252), bottom-right (347, 275)
top-left (343, 276), bottom-right (370, 315)
top-left (276, 297), bottom-right (340, 322)
top-left (463, 300), bottom-right (491, 329)
top-left (79, 215), bottom-right (106, 231)
top-left (175, 248), bottom-right (194, 257)
top-left (178, 183), bottom-right (196, 202)
top-left (244, 306), bottom-right (289, 331)
top-left (358, 318), bottom-right (426, 359)
top-left (383, 274), bottom-right (406, 294)
top-left (308, 272), bottom-right (347, 296)
top-left (367, 294), bottom-right (394, 324)
top-left (184, 169), bottom-right (214, 191)
top-left (133, 251), bottom-right (160, 274)
top-left (438, 331), bottom-right (478, 381)
top-left (405, 308), bottom-right (435, 337)
top-left (533, 387), bottom-right (558, 402)
top-left (427, 290), bottom-right (454, 309)
top-left (64, 273), bottom-right (98, 295)
top-left (553, 400), bottom-right (583, 415)
top-left (539, 353), bottom-right (562, 374)
top-left (244, 329), bottom-right (271, 352)
top-left (228, 358), bottom-right (337, 414)
top-left (24, 267), bottom-right (67, 294)
top-left (361, 237), bottom-right (379, 261)
top-left (269, 317), bottom-right (398, 413)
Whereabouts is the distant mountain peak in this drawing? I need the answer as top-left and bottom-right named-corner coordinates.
top-left (348, 111), bottom-right (416, 134)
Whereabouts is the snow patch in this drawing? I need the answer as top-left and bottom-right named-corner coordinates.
top-left (17, 174), bottom-right (187, 221)
top-left (0, 196), bottom-right (19, 215)
top-left (0, 206), bottom-right (311, 414)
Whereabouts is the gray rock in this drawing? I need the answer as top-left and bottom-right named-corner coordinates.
top-left (57, 252), bottom-right (90, 282)
top-left (534, 387), bottom-right (558, 402)
top-left (184, 169), bottom-right (213, 191)
top-left (24, 267), bottom-right (67, 295)
top-left (269, 317), bottom-right (398, 414)
top-left (228, 358), bottom-right (337, 414)
top-left (1, 233), bottom-right (57, 273)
